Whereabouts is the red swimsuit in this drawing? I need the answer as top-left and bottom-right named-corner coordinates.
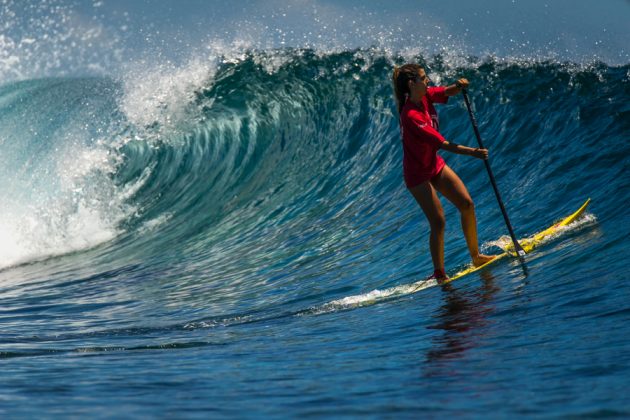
top-left (399, 86), bottom-right (449, 188)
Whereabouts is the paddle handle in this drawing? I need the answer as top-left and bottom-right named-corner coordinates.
top-left (462, 89), bottom-right (526, 256)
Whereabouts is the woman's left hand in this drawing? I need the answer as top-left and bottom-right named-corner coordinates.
top-left (455, 78), bottom-right (469, 89)
top-left (446, 78), bottom-right (470, 96)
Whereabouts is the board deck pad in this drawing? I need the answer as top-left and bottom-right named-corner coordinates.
top-left (317, 198), bottom-right (592, 313)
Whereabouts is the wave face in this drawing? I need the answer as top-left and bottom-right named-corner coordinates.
top-left (1, 50), bottom-right (629, 416)
top-left (2, 53), bottom-right (626, 272)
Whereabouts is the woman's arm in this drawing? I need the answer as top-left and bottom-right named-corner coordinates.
top-left (444, 78), bottom-right (469, 97)
top-left (440, 140), bottom-right (488, 160)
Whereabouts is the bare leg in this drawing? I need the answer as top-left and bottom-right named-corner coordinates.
top-left (431, 165), bottom-right (495, 267)
top-left (408, 181), bottom-right (447, 276)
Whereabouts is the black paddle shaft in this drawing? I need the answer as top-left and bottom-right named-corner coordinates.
top-left (462, 89), bottom-right (526, 256)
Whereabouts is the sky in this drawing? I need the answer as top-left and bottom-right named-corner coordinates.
top-left (1, 0), bottom-right (628, 82)
top-left (82, 0), bottom-right (630, 60)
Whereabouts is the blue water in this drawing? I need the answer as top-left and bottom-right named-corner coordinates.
top-left (1, 26), bottom-right (630, 419)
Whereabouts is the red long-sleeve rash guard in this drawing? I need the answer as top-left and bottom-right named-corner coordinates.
top-left (399, 86), bottom-right (449, 188)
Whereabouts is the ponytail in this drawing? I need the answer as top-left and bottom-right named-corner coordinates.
top-left (392, 63), bottom-right (423, 115)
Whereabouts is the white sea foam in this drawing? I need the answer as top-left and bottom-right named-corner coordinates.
top-left (0, 136), bottom-right (139, 271)
top-left (119, 57), bottom-right (211, 135)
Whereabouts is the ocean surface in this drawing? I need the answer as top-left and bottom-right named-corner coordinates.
top-left (1, 7), bottom-right (630, 417)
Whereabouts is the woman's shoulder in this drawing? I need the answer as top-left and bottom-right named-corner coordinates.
top-left (401, 102), bottom-right (429, 123)
top-left (400, 105), bottom-right (431, 127)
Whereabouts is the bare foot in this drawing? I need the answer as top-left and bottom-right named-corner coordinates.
top-left (472, 254), bottom-right (496, 267)
top-left (426, 269), bottom-right (449, 284)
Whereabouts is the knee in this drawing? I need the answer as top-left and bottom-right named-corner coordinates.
top-left (430, 214), bottom-right (446, 232)
top-left (458, 197), bottom-right (474, 212)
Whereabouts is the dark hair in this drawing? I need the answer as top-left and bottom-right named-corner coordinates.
top-left (392, 64), bottom-right (423, 114)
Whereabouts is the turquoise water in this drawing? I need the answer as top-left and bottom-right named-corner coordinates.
top-left (0, 38), bottom-right (629, 419)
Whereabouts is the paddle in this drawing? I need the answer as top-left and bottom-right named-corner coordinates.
top-left (462, 89), bottom-right (526, 257)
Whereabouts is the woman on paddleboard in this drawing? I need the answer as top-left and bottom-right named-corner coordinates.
top-left (392, 64), bottom-right (495, 281)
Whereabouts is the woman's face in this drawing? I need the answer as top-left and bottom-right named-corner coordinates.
top-left (409, 69), bottom-right (430, 97)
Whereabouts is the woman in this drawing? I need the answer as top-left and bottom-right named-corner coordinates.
top-left (392, 64), bottom-right (495, 281)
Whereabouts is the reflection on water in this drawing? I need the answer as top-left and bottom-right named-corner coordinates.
top-left (424, 271), bottom-right (500, 372)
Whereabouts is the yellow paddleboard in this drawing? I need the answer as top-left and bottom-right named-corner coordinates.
top-left (320, 198), bottom-right (592, 312)
top-left (446, 198), bottom-right (591, 283)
